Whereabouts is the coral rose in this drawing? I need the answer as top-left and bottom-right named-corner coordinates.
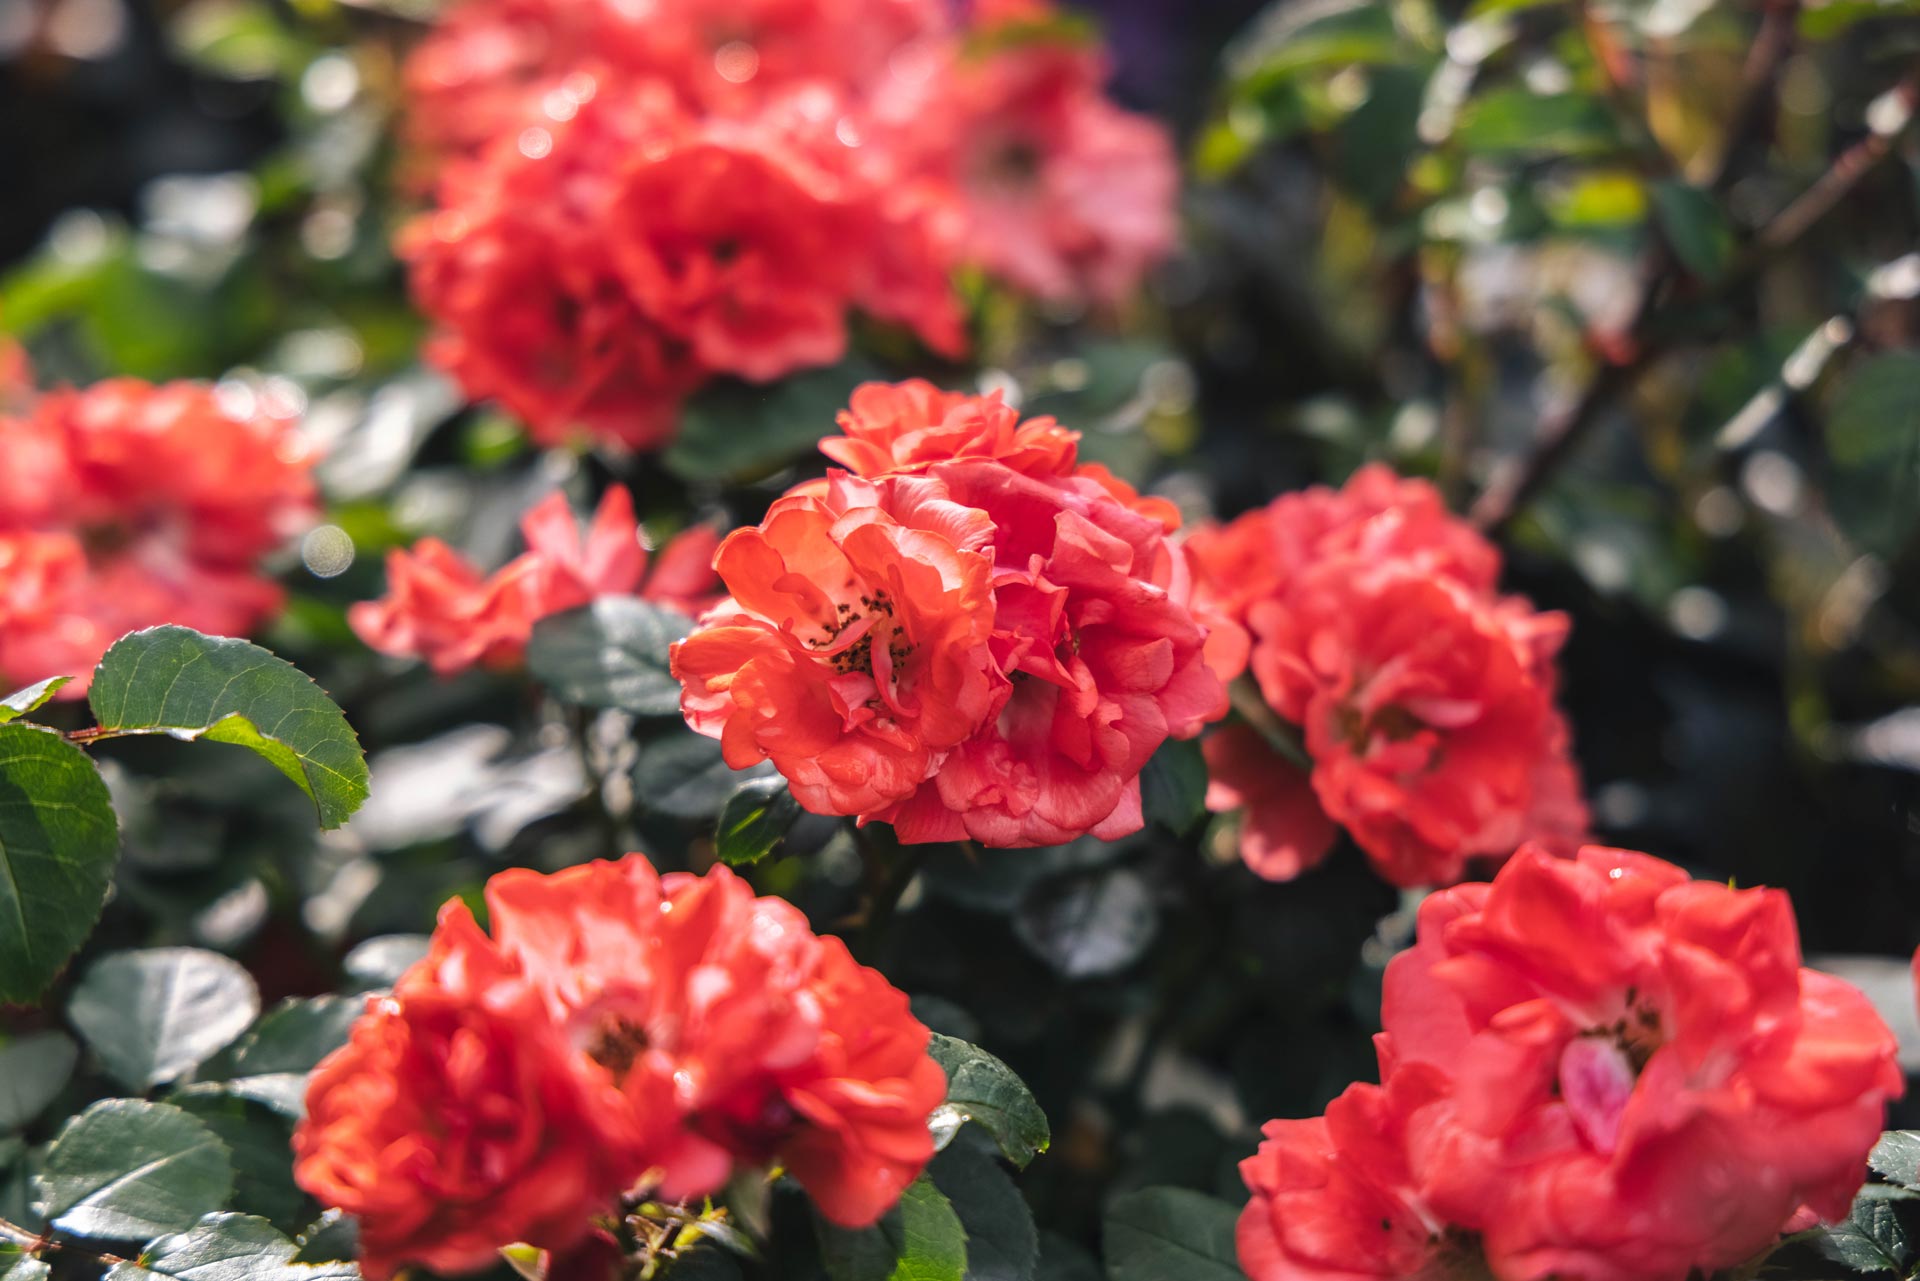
top-left (402, 85), bottom-right (708, 451)
top-left (353, 486), bottom-right (718, 675)
top-left (1237, 1072), bottom-right (1460, 1281)
top-left (1248, 563), bottom-right (1580, 887)
top-left (823, 379), bottom-right (1079, 479)
top-left (1380, 845), bottom-right (1904, 1281)
top-left (1186, 463), bottom-right (1501, 667)
top-left (0, 379), bottom-right (315, 693)
top-left (876, 461), bottom-right (1224, 846)
top-left (470, 856), bottom-right (945, 1224)
top-left (673, 471), bottom-right (1002, 817)
top-left (293, 980), bottom-right (633, 1280)
top-left (1201, 724), bottom-right (1336, 882)
top-left (402, 0), bottom-right (946, 172)
top-left (870, 2), bottom-right (1178, 306)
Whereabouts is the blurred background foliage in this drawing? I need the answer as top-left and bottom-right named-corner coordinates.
top-left (8, 0), bottom-right (1920, 1267)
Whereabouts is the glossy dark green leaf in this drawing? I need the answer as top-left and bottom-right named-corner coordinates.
top-left (88, 628), bottom-right (368, 830)
top-left (172, 1096), bottom-right (313, 1236)
top-left (340, 936), bottom-right (428, 991)
top-left (105, 1213), bottom-right (358, 1281)
top-left (632, 733), bottom-right (771, 821)
top-left (1101, 1188), bottom-right (1241, 1281)
top-left (1872, 1131), bottom-right (1920, 1188)
top-left (0, 679), bottom-right (71, 725)
top-left (818, 1176), bottom-right (968, 1281)
top-left (0, 723), bottom-right (120, 1004)
top-left (665, 361), bottom-right (878, 482)
top-left (1014, 868), bottom-right (1157, 980)
top-left (928, 1035), bottom-right (1050, 1169)
top-left (929, 1145), bottom-right (1037, 1281)
top-left (1813, 1193), bottom-right (1913, 1273)
top-left (527, 597), bottom-right (692, 716)
top-left (715, 777), bottom-right (803, 866)
top-left (69, 949), bottom-right (261, 1092)
top-left (1140, 740), bottom-right (1207, 836)
top-left (0, 1034), bottom-right (79, 1131)
top-left (224, 996), bottom-right (360, 1079)
top-left (36, 1100), bottom-right (234, 1241)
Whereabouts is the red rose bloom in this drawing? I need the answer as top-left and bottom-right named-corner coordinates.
top-left (1237, 1072), bottom-right (1458, 1281)
top-left (471, 856), bottom-right (946, 1224)
top-left (823, 379), bottom-right (1079, 479)
top-left (293, 981), bottom-right (634, 1280)
top-left (0, 379), bottom-right (315, 694)
top-left (1379, 845), bottom-right (1904, 1281)
top-left (606, 88), bottom-right (961, 383)
top-left (408, 83), bottom-right (964, 449)
top-left (1187, 463), bottom-right (1501, 665)
top-left (876, 461), bottom-right (1223, 846)
top-left (403, 0), bottom-right (946, 173)
top-left (353, 486), bottom-right (719, 675)
top-left (1193, 464), bottom-right (1583, 887)
top-left (1201, 724), bottom-right (1336, 882)
top-left (871, 3), bottom-right (1178, 306)
top-left (403, 85), bottom-right (708, 451)
top-left (1247, 564), bottom-right (1579, 887)
top-left (673, 471), bottom-right (1002, 817)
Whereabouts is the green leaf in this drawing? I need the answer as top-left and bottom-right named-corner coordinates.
top-left (1455, 90), bottom-right (1620, 157)
top-left (1014, 868), bottom-right (1158, 980)
top-left (1872, 1132), bottom-right (1920, 1188)
top-left (69, 949), bottom-right (262, 1092)
top-left (223, 997), bottom-right (360, 1078)
top-left (527, 597), bottom-right (692, 716)
top-left (0, 1033), bottom-right (79, 1130)
top-left (928, 1036), bottom-right (1050, 1169)
top-left (0, 1244), bottom-right (49, 1281)
top-left (1101, 1188), bottom-right (1242, 1281)
top-left (172, 1096), bottom-right (312, 1235)
top-left (665, 360), bottom-right (878, 482)
top-left (1227, 2), bottom-right (1408, 95)
top-left (1826, 351), bottom-right (1920, 557)
top-left (340, 936), bottom-right (428, 991)
top-left (1650, 181), bottom-right (1734, 282)
top-left (1140, 740), bottom-right (1207, 836)
top-left (292, 1213), bottom-right (356, 1266)
top-left (36, 1100), bottom-right (235, 1241)
top-left (715, 777), bottom-right (802, 866)
top-left (0, 723), bottom-right (121, 1004)
top-left (1813, 1193), bottom-right (1912, 1273)
top-left (105, 1213), bottom-right (357, 1281)
top-left (1801, 0), bottom-right (1920, 39)
top-left (819, 1176), bottom-right (968, 1281)
top-left (928, 1145), bottom-right (1037, 1281)
top-left (0, 679), bottom-right (72, 724)
top-left (632, 734), bottom-right (772, 821)
top-left (88, 627), bottom-right (369, 830)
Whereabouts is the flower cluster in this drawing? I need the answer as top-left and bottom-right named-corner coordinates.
top-left (672, 379), bottom-right (1225, 847)
top-left (1190, 464), bottom-right (1587, 888)
top-left (400, 0), bottom-right (1176, 449)
top-left (294, 853), bottom-right (946, 1279)
top-left (352, 485), bottom-right (719, 675)
top-left (0, 364), bottom-right (316, 695)
top-left (1238, 844), bottom-right (1904, 1281)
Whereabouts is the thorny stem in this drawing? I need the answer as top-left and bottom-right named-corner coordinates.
top-left (1469, 58), bottom-right (1920, 535)
top-left (0, 1216), bottom-right (126, 1266)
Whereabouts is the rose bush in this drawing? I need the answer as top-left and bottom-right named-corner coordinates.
top-left (1, 3), bottom-right (1917, 1281)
